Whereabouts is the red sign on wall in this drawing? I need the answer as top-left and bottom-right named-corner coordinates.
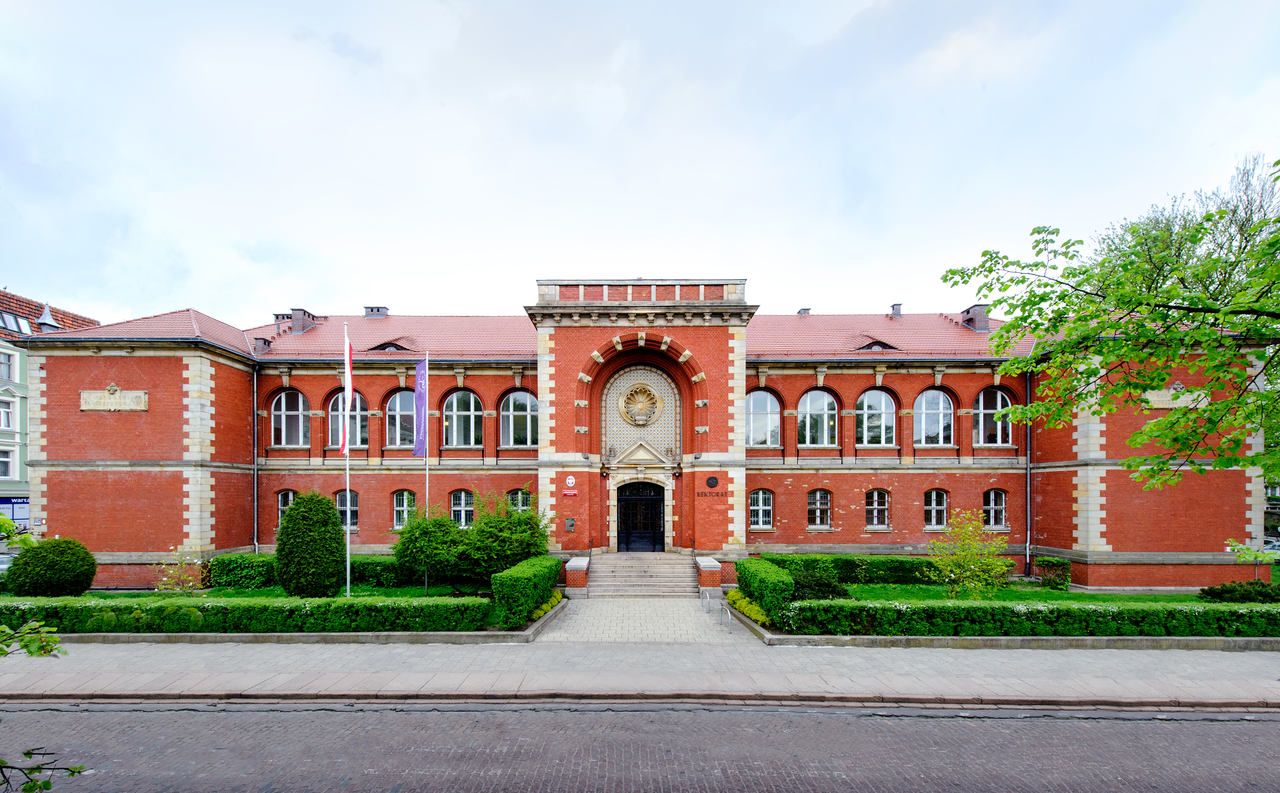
top-left (562, 489), bottom-right (578, 497)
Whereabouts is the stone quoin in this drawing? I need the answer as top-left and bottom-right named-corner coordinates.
top-left (17, 279), bottom-right (1268, 589)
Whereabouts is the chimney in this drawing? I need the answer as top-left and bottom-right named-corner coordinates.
top-left (961, 304), bottom-right (991, 332)
top-left (289, 308), bottom-right (317, 334)
top-left (253, 337), bottom-right (273, 355)
top-left (36, 303), bottom-right (62, 333)
top-left (797, 308), bottom-right (811, 316)
top-left (364, 306), bottom-right (389, 318)
top-left (890, 303), bottom-right (902, 318)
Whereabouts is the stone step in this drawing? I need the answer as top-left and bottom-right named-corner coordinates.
top-left (589, 592), bottom-right (699, 598)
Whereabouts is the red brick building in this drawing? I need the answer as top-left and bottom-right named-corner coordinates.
top-left (20, 279), bottom-right (1267, 588)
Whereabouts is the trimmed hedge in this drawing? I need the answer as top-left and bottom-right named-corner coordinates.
top-left (276, 492), bottom-right (346, 597)
top-left (209, 554), bottom-right (276, 589)
top-left (490, 556), bottom-right (562, 630)
top-left (756, 554), bottom-right (843, 600)
top-left (758, 553), bottom-right (937, 585)
top-left (727, 588), bottom-right (770, 627)
top-left (5, 538), bottom-right (97, 597)
top-left (776, 599), bottom-right (1280, 637)
top-left (349, 556), bottom-right (406, 588)
top-left (0, 596), bottom-right (492, 633)
top-left (736, 558), bottom-right (794, 618)
top-left (1199, 580), bottom-right (1280, 603)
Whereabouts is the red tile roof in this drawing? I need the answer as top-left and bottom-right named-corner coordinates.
top-left (745, 313), bottom-right (1034, 360)
top-left (37, 309), bottom-right (252, 354)
top-left (245, 315), bottom-right (538, 362)
top-left (0, 289), bottom-right (98, 341)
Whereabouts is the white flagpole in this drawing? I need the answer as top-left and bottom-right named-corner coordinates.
top-left (423, 351), bottom-right (430, 515)
top-left (343, 323), bottom-right (353, 598)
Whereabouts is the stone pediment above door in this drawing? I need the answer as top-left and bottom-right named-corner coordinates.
top-left (613, 440), bottom-right (670, 468)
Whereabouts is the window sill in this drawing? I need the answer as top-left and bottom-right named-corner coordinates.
top-left (325, 446), bottom-right (370, 451)
top-left (973, 444), bottom-right (1017, 449)
top-left (984, 526), bottom-right (1011, 533)
top-left (923, 527), bottom-right (947, 533)
top-left (863, 526), bottom-right (892, 533)
top-left (442, 446), bottom-right (484, 451)
top-left (914, 445), bottom-right (958, 450)
top-left (382, 445), bottom-right (416, 452)
top-left (855, 444), bottom-right (899, 450)
top-left (798, 445), bottom-right (840, 450)
top-left (497, 446), bottom-right (538, 451)
top-left (267, 445), bottom-right (311, 451)
top-left (806, 526), bottom-right (835, 533)
top-left (342, 528), bottom-right (359, 534)
top-left (748, 526), bottom-right (776, 533)
top-left (747, 445), bottom-right (783, 450)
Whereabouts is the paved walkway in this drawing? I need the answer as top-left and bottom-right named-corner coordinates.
top-left (538, 597), bottom-right (752, 644)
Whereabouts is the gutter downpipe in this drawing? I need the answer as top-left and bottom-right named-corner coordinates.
top-left (1024, 369), bottom-right (1034, 576)
top-left (252, 364), bottom-right (260, 554)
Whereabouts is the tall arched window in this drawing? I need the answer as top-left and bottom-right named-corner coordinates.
top-left (500, 391), bottom-right (539, 447)
top-left (392, 490), bottom-right (416, 529)
top-left (798, 390), bottom-right (838, 447)
top-left (865, 489), bottom-right (890, 528)
top-left (328, 392), bottom-right (369, 448)
top-left (270, 390), bottom-right (310, 447)
top-left (443, 391), bottom-right (483, 447)
top-left (924, 489), bottom-right (948, 529)
top-left (855, 389), bottom-right (896, 446)
top-left (385, 391), bottom-right (416, 448)
top-left (983, 489), bottom-right (1008, 528)
top-left (807, 489), bottom-right (832, 527)
top-left (746, 391), bottom-right (781, 447)
top-left (749, 489), bottom-right (774, 529)
top-left (974, 388), bottom-right (1013, 446)
top-left (451, 490), bottom-right (475, 527)
top-left (508, 489), bottom-right (532, 512)
top-left (913, 390), bottom-right (954, 446)
top-left (276, 490), bottom-right (296, 524)
top-left (336, 490), bottom-right (359, 529)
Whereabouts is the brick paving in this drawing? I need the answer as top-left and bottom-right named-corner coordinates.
top-left (537, 596), bottom-right (752, 643)
top-left (3, 703), bottom-right (1278, 792)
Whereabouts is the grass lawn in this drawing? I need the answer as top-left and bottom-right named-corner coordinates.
top-left (844, 583), bottom-right (1199, 603)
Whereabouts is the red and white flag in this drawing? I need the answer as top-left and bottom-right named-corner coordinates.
top-left (340, 324), bottom-right (354, 455)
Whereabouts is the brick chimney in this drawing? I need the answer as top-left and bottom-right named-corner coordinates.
top-left (961, 304), bottom-right (991, 332)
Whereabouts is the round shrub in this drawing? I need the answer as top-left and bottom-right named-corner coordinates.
top-left (275, 492), bottom-right (345, 597)
top-left (6, 538), bottom-right (98, 596)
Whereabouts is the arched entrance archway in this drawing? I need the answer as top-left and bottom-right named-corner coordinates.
top-left (617, 481), bottom-right (665, 552)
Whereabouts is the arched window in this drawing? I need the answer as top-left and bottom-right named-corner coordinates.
top-left (385, 391), bottom-right (416, 448)
top-left (749, 489), bottom-right (774, 529)
top-left (508, 489), bottom-right (532, 512)
top-left (328, 392), bottom-right (369, 448)
top-left (924, 489), bottom-right (948, 529)
top-left (807, 489), bottom-right (832, 527)
top-left (746, 391), bottom-right (781, 447)
top-left (443, 391), bottom-right (483, 447)
top-left (392, 490), bottom-right (416, 529)
top-left (336, 489), bottom-right (359, 529)
top-left (276, 490), bottom-right (296, 524)
top-left (451, 490), bottom-right (475, 527)
top-left (913, 391), bottom-right (954, 446)
top-left (500, 391), bottom-right (539, 447)
top-left (798, 390), bottom-right (838, 447)
top-left (270, 390), bottom-right (310, 447)
top-left (865, 489), bottom-right (890, 528)
top-left (974, 388), bottom-right (1013, 446)
top-left (983, 489), bottom-right (1007, 528)
top-left (855, 390), bottom-right (896, 446)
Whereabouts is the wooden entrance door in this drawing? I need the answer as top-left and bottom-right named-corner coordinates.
top-left (617, 482), bottom-right (665, 552)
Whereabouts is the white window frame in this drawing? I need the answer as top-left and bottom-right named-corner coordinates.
top-left (983, 489), bottom-right (1008, 529)
top-left (500, 391), bottom-right (539, 448)
top-left (0, 399), bottom-right (12, 431)
top-left (385, 391), bottom-right (416, 448)
top-left (393, 490), bottom-right (416, 529)
top-left (749, 489), bottom-right (773, 529)
top-left (451, 490), bottom-right (475, 527)
top-left (855, 389), bottom-right (896, 446)
top-left (807, 489), bottom-right (832, 528)
top-left (974, 388), bottom-right (1013, 446)
top-left (924, 489), bottom-right (948, 529)
top-left (336, 490), bottom-right (359, 530)
top-left (0, 449), bottom-right (13, 479)
top-left (865, 489), bottom-right (890, 528)
top-left (913, 391), bottom-right (954, 446)
top-left (443, 391), bottom-right (483, 448)
top-left (746, 391), bottom-right (781, 447)
top-left (797, 390), bottom-right (838, 447)
top-left (276, 490), bottom-right (296, 525)
top-left (328, 392), bottom-right (369, 449)
top-left (270, 390), bottom-right (310, 447)
top-left (0, 352), bottom-right (12, 381)
top-left (507, 489), bottom-right (532, 512)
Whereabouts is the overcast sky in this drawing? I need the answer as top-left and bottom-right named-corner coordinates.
top-left (1, 1), bottom-right (1277, 328)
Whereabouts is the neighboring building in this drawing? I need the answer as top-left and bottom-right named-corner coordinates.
top-left (0, 291), bottom-right (98, 529)
top-left (19, 279), bottom-right (1268, 588)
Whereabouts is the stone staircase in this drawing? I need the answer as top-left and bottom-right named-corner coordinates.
top-left (587, 552), bottom-right (699, 598)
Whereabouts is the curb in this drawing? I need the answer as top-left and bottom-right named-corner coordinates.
top-left (57, 598), bottom-right (569, 645)
top-left (727, 603), bottom-right (1280, 651)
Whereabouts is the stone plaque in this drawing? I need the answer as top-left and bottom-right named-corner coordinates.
top-left (81, 385), bottom-right (148, 412)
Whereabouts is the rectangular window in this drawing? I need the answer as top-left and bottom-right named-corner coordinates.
top-left (924, 490), bottom-right (948, 528)
top-left (337, 491), bottom-right (359, 529)
top-left (749, 490), bottom-right (773, 528)
top-left (0, 450), bottom-right (12, 479)
top-left (0, 313), bottom-right (17, 332)
top-left (807, 490), bottom-right (831, 527)
top-left (394, 491), bottom-right (416, 528)
top-left (0, 353), bottom-right (12, 381)
top-left (865, 491), bottom-right (889, 527)
top-left (0, 400), bottom-right (11, 430)
top-left (277, 491), bottom-right (295, 524)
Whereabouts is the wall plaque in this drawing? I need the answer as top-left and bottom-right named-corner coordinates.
top-left (80, 385), bottom-right (148, 412)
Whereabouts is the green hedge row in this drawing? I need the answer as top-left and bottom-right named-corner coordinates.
top-left (735, 558), bottom-right (794, 617)
top-left (490, 555), bottom-right (562, 630)
top-left (208, 554), bottom-right (409, 590)
top-left (776, 599), bottom-right (1280, 637)
top-left (758, 553), bottom-right (937, 585)
top-left (0, 597), bottom-right (492, 633)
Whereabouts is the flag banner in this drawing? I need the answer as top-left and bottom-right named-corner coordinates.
top-left (413, 358), bottom-right (428, 457)
top-left (340, 325), bottom-right (354, 455)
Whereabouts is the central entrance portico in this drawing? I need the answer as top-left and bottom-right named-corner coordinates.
top-left (617, 482), bottom-right (665, 551)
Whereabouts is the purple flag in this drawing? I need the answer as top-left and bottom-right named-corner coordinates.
top-left (413, 359), bottom-right (428, 457)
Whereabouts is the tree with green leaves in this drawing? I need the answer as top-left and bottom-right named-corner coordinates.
top-left (945, 155), bottom-right (1280, 487)
top-left (926, 509), bottom-right (1014, 599)
top-left (275, 491), bottom-right (345, 597)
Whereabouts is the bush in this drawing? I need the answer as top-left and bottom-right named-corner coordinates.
top-left (394, 514), bottom-right (465, 584)
top-left (761, 553), bottom-right (937, 584)
top-left (926, 510), bottom-right (1015, 599)
top-left (1035, 557), bottom-right (1072, 591)
top-left (395, 496), bottom-right (549, 584)
top-left (776, 599), bottom-right (1280, 637)
top-left (490, 555), bottom-right (562, 629)
top-left (350, 555), bottom-right (407, 588)
top-left (736, 558), bottom-right (794, 618)
top-left (209, 553), bottom-right (277, 589)
top-left (757, 554), bottom-right (843, 600)
top-left (6, 538), bottom-right (97, 597)
top-left (0, 596), bottom-right (493, 633)
top-left (275, 492), bottom-right (346, 597)
top-left (727, 588), bottom-right (770, 626)
top-left (530, 589), bottom-right (563, 620)
top-left (1199, 580), bottom-right (1280, 603)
